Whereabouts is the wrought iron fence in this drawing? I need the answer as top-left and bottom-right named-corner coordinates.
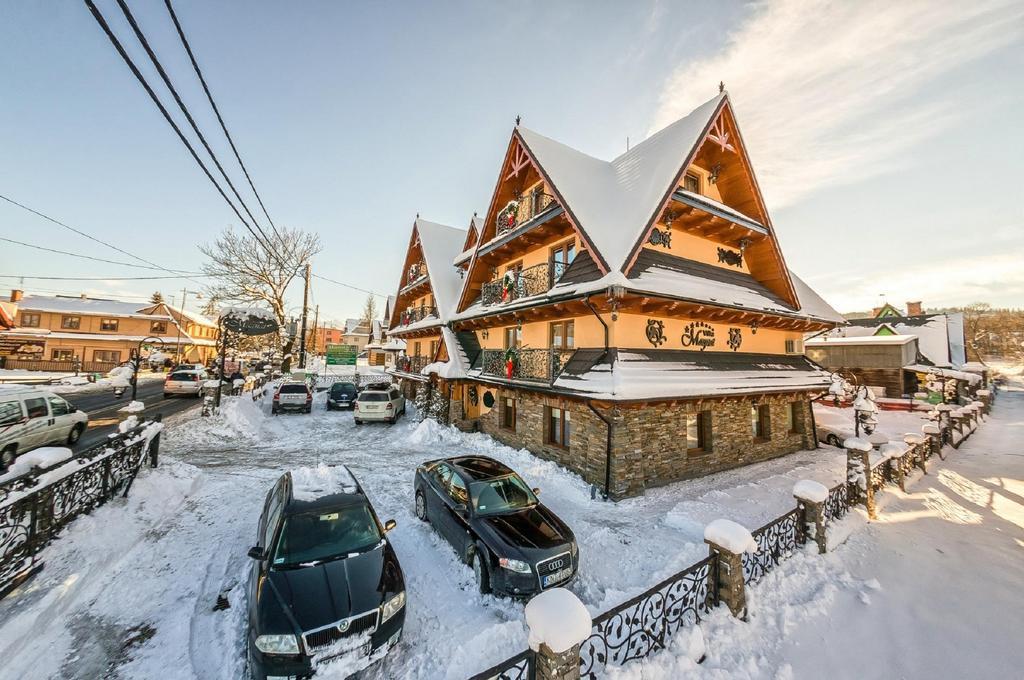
top-left (741, 508), bottom-right (804, 584)
top-left (495, 192), bottom-right (558, 237)
top-left (0, 358), bottom-right (119, 374)
top-left (395, 355), bottom-right (430, 375)
top-left (579, 555), bottom-right (716, 679)
top-left (480, 348), bottom-right (575, 383)
top-left (467, 649), bottom-right (536, 680)
top-left (0, 422), bottom-right (157, 596)
top-left (398, 305), bottom-right (438, 326)
top-left (823, 482), bottom-right (850, 523)
top-left (480, 261), bottom-right (568, 306)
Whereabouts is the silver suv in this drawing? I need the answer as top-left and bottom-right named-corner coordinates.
top-left (354, 385), bottom-right (405, 425)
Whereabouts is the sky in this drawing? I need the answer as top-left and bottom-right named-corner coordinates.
top-left (0, 0), bottom-right (1022, 324)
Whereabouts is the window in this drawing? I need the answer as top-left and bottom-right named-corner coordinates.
top-left (504, 326), bottom-right (522, 350)
top-left (0, 401), bottom-right (23, 426)
top-left (262, 493), bottom-right (284, 552)
top-left (788, 402), bottom-right (802, 434)
top-left (752, 405), bottom-right (771, 441)
top-left (51, 349), bottom-right (74, 361)
top-left (21, 313), bottom-right (40, 328)
top-left (93, 350), bottom-right (121, 363)
top-left (550, 320), bottom-right (575, 349)
top-left (785, 338), bottom-right (803, 354)
top-left (546, 406), bottom-right (571, 449)
top-left (550, 241), bottom-right (576, 283)
top-left (413, 341), bottom-right (422, 357)
top-left (448, 474), bottom-right (469, 506)
top-left (25, 397), bottom-right (48, 419)
top-left (434, 463), bottom-right (454, 490)
top-left (686, 412), bottom-right (709, 452)
top-left (501, 395), bottom-right (516, 431)
top-left (530, 184), bottom-right (546, 218)
top-left (47, 396), bottom-right (71, 416)
top-left (272, 504), bottom-right (381, 567)
top-left (429, 340), bottom-right (437, 358)
top-left (151, 321), bottom-right (167, 334)
top-left (683, 173), bottom-right (700, 194)
top-left (100, 318), bottom-right (119, 332)
top-left (505, 261), bottom-right (523, 275)
top-left (61, 316), bottom-right (81, 330)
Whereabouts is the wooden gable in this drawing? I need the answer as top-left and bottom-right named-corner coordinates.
top-left (388, 221), bottom-right (428, 329)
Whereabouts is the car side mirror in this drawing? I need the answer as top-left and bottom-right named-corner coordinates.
top-left (247, 546), bottom-right (265, 560)
top-left (384, 519), bottom-right (397, 533)
top-left (454, 503), bottom-right (468, 517)
top-left (532, 487), bottom-right (541, 496)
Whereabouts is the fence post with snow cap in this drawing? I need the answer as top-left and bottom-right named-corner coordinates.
top-left (704, 519), bottom-right (756, 619)
top-left (977, 389), bottom-right (991, 414)
top-left (879, 442), bottom-right (907, 492)
top-left (922, 423), bottom-right (941, 464)
top-left (525, 588), bottom-right (591, 680)
top-left (845, 437), bottom-right (876, 519)
top-left (793, 480), bottom-right (829, 553)
top-left (903, 433), bottom-right (927, 475)
top-left (950, 409), bottom-right (968, 448)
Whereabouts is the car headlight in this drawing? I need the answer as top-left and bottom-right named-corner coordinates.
top-left (380, 590), bottom-right (405, 623)
top-left (254, 634), bottom-right (300, 655)
top-left (498, 557), bottom-right (532, 574)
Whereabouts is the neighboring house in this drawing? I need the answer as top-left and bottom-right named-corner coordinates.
top-left (315, 325), bottom-right (346, 350)
top-left (804, 335), bottom-right (920, 397)
top-left (388, 90), bottom-right (845, 499)
top-left (368, 296), bottom-right (405, 367)
top-left (0, 290), bottom-right (217, 369)
top-left (340, 318), bottom-right (373, 351)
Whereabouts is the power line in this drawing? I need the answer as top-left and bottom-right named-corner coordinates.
top-left (163, 0), bottom-right (281, 241)
top-left (0, 235), bottom-right (200, 272)
top-left (82, 0), bottom-right (280, 263)
top-left (0, 274), bottom-right (210, 281)
top-left (312, 273), bottom-right (387, 299)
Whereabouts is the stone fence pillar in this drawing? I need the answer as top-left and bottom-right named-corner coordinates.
top-left (904, 433), bottom-right (926, 475)
top-left (922, 424), bottom-right (941, 463)
top-left (950, 410), bottom-right (967, 448)
top-left (793, 480), bottom-right (829, 554)
top-left (704, 519), bottom-right (756, 620)
top-left (525, 588), bottom-right (591, 680)
top-left (845, 437), bottom-right (876, 519)
top-left (977, 390), bottom-right (991, 414)
top-left (971, 400), bottom-right (986, 422)
top-left (879, 443), bottom-right (906, 492)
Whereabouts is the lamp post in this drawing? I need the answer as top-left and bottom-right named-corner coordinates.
top-left (130, 336), bottom-right (165, 402)
top-left (828, 370), bottom-right (877, 437)
top-left (173, 289), bottom-right (203, 363)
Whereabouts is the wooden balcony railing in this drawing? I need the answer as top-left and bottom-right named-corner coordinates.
top-left (479, 347), bottom-right (576, 383)
top-left (480, 261), bottom-right (568, 306)
top-left (495, 192), bottom-right (558, 237)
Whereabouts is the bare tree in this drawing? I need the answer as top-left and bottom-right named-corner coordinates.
top-left (200, 226), bottom-right (321, 372)
top-left (361, 294), bottom-right (379, 331)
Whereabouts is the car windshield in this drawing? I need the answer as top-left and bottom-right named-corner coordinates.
top-left (279, 384), bottom-right (308, 394)
top-left (470, 474), bottom-right (538, 516)
top-left (331, 383), bottom-right (356, 394)
top-left (359, 392), bottom-right (388, 402)
top-left (271, 504), bottom-right (381, 568)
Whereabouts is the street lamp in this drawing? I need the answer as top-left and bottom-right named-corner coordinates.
top-left (827, 370), bottom-right (877, 437)
top-left (130, 336), bottom-right (165, 402)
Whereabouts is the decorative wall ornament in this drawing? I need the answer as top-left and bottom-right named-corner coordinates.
top-left (646, 319), bottom-right (667, 347)
top-left (750, 321), bottom-right (759, 335)
top-left (717, 247), bottom-right (743, 267)
top-left (648, 228), bottom-right (672, 249)
top-left (467, 385), bottom-right (478, 406)
top-left (727, 328), bottom-right (743, 351)
top-left (709, 162), bottom-right (722, 184)
top-left (681, 321), bottom-right (715, 351)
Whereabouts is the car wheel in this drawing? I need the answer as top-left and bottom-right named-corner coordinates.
top-left (471, 547), bottom-right (491, 595)
top-left (1, 445), bottom-right (16, 470)
top-left (826, 434), bottom-right (841, 447)
top-left (414, 492), bottom-right (428, 522)
top-left (67, 424), bottom-right (84, 445)
top-left (163, 393), bottom-right (171, 399)
top-left (355, 419), bottom-right (362, 425)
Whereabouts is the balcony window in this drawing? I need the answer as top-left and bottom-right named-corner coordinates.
top-left (151, 321), bottom-right (167, 334)
top-left (550, 320), bottom-right (574, 349)
top-left (546, 406), bottom-right (571, 449)
top-left (785, 338), bottom-right (803, 354)
top-left (501, 396), bottom-right (516, 431)
top-left (550, 241), bottom-right (575, 284)
top-left (683, 172), bottom-right (700, 194)
top-left (61, 316), bottom-right (81, 330)
top-left (414, 341), bottom-right (422, 357)
top-left (504, 326), bottom-right (521, 350)
top-left (21, 313), bottom-right (40, 328)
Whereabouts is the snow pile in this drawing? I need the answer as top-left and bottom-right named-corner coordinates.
top-left (118, 415), bottom-right (139, 433)
top-left (524, 588), bottom-right (592, 653)
top-left (704, 519), bottom-right (757, 554)
top-left (118, 400), bottom-right (145, 414)
top-left (290, 464), bottom-right (358, 500)
top-left (58, 376), bottom-right (90, 386)
top-left (903, 433), bottom-right (925, 445)
top-left (878, 443), bottom-right (906, 460)
top-left (406, 418), bottom-right (467, 447)
top-left (843, 437), bottom-right (872, 452)
top-left (867, 432), bottom-right (889, 447)
top-left (792, 479), bottom-right (828, 503)
top-left (0, 447), bottom-right (73, 483)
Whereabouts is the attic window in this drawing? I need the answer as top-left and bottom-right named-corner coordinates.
top-left (683, 173), bottom-right (700, 194)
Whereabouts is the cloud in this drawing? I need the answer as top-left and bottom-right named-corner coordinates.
top-left (649, 0), bottom-right (1024, 208)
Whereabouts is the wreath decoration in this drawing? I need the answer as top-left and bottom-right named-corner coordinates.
top-left (497, 200), bottom-right (519, 232)
top-left (503, 345), bottom-right (519, 379)
top-left (501, 270), bottom-right (517, 302)
top-left (467, 385), bottom-right (478, 406)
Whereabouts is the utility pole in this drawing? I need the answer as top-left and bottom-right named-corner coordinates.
top-left (310, 304), bottom-right (320, 358)
top-left (298, 262), bottom-right (311, 368)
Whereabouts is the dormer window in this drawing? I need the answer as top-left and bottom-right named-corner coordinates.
top-left (683, 173), bottom-right (700, 194)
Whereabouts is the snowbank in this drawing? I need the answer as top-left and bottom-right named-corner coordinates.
top-left (118, 400), bottom-right (145, 413)
top-left (792, 479), bottom-right (828, 503)
top-left (0, 447), bottom-right (73, 483)
top-left (704, 519), bottom-right (757, 553)
top-left (524, 588), bottom-right (592, 653)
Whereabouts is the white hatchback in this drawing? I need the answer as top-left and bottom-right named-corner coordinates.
top-left (163, 369), bottom-right (206, 398)
top-left (0, 386), bottom-right (89, 470)
top-left (354, 385), bottom-right (406, 424)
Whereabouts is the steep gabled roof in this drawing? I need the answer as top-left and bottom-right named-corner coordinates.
top-left (517, 93), bottom-right (726, 273)
top-left (455, 215), bottom-right (484, 265)
top-left (415, 218), bottom-right (467, 321)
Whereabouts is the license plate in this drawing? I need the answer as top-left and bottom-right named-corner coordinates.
top-left (542, 567), bottom-right (573, 587)
top-left (316, 640), bottom-right (372, 664)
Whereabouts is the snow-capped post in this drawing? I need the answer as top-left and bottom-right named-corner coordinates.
top-left (793, 480), bottom-right (829, 553)
top-left (934, 403), bottom-right (954, 447)
top-left (844, 437), bottom-right (876, 519)
top-left (879, 443), bottom-right (906, 492)
top-left (921, 423), bottom-right (941, 466)
top-left (704, 519), bottom-right (757, 620)
top-left (524, 588), bottom-right (591, 680)
top-left (950, 409), bottom-right (967, 448)
top-left (904, 433), bottom-right (927, 475)
top-left (977, 389), bottom-right (991, 414)
top-left (971, 399), bottom-right (986, 421)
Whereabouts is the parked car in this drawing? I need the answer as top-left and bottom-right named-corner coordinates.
top-left (0, 386), bottom-right (89, 470)
top-left (326, 382), bottom-right (358, 411)
top-left (354, 385), bottom-right (405, 424)
top-left (813, 407), bottom-right (854, 447)
top-left (273, 381), bottom-right (313, 414)
top-left (413, 455), bottom-right (578, 598)
top-left (246, 467), bottom-right (405, 680)
top-left (163, 369), bottom-right (207, 398)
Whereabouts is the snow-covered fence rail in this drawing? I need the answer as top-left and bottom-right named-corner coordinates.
top-left (741, 509), bottom-right (804, 584)
top-left (0, 421), bottom-right (161, 598)
top-left (466, 648), bottom-right (535, 680)
top-left (823, 482), bottom-right (850, 523)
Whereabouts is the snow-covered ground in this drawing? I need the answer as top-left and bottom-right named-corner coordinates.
top-left (0, 368), bottom-right (167, 394)
top-left (0, 389), bottom-right (935, 679)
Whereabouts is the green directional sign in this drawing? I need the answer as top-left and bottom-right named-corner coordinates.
top-left (326, 344), bottom-right (358, 366)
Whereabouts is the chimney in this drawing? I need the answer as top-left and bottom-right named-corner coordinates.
top-left (10, 289), bottom-right (23, 303)
top-left (906, 301), bottom-right (923, 316)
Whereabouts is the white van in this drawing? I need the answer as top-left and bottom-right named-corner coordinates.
top-left (0, 386), bottom-right (89, 470)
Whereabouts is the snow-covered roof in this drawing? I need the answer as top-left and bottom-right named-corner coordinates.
top-left (805, 334), bottom-right (917, 346)
top-left (422, 327), bottom-right (470, 379)
top-left (904, 364), bottom-right (982, 384)
top-left (0, 329), bottom-right (201, 345)
top-left (518, 93), bottom-right (725, 272)
top-left (177, 307), bottom-right (216, 327)
top-left (830, 313), bottom-right (965, 368)
top-left (17, 294), bottom-right (172, 320)
top-left (412, 218), bottom-right (467, 321)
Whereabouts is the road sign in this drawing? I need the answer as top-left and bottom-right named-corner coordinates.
top-left (326, 344), bottom-right (358, 366)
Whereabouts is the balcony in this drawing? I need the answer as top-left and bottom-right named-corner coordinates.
top-left (480, 261), bottom-right (568, 306)
top-left (479, 347), bottom-right (576, 383)
top-left (397, 305), bottom-right (438, 327)
top-left (496, 192), bottom-right (558, 237)
top-left (395, 355), bottom-right (431, 375)
top-left (400, 262), bottom-right (429, 293)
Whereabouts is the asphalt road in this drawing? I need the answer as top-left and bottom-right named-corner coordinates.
top-left (64, 379), bottom-right (202, 452)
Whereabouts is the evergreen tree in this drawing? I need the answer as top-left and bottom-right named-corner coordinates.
top-left (150, 291), bottom-right (165, 305)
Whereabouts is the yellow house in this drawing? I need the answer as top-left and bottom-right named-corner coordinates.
top-left (391, 91), bottom-right (845, 499)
